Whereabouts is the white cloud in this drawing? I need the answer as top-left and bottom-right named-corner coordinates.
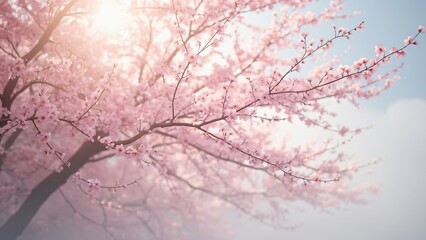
top-left (228, 99), bottom-right (426, 240)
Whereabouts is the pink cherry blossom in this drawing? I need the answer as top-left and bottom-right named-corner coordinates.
top-left (339, 126), bottom-right (349, 136)
top-left (375, 45), bottom-right (386, 56)
top-left (404, 36), bottom-right (414, 45)
top-left (0, 1), bottom-right (422, 239)
top-left (115, 144), bottom-right (126, 154)
top-left (87, 178), bottom-right (101, 192)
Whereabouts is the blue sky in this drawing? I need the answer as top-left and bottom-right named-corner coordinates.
top-left (226, 1), bottom-right (426, 240)
top-left (343, 0), bottom-right (426, 106)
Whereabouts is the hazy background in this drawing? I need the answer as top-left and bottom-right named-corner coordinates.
top-left (227, 1), bottom-right (426, 240)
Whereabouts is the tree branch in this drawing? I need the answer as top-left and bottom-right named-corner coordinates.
top-left (0, 139), bottom-right (105, 240)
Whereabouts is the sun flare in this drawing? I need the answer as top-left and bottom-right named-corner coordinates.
top-left (93, 1), bottom-right (132, 34)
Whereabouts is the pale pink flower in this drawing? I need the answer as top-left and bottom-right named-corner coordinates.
top-left (374, 45), bottom-right (385, 56)
top-left (404, 36), bottom-right (413, 45)
top-left (99, 136), bottom-right (112, 146)
top-left (10, 59), bottom-right (25, 75)
top-left (384, 79), bottom-right (392, 89)
top-left (419, 25), bottom-right (424, 33)
top-left (37, 132), bottom-right (50, 143)
top-left (54, 162), bottom-right (64, 173)
top-left (115, 144), bottom-right (126, 154)
top-left (338, 65), bottom-right (351, 75)
top-left (358, 21), bottom-right (365, 31)
top-left (87, 178), bottom-right (101, 192)
top-left (397, 50), bottom-right (406, 58)
top-left (339, 127), bottom-right (349, 136)
top-left (72, 171), bottom-right (82, 181)
top-left (391, 47), bottom-right (406, 58)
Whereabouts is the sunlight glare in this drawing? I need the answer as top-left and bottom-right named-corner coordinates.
top-left (93, 1), bottom-right (132, 34)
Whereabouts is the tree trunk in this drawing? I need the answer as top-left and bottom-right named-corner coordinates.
top-left (0, 140), bottom-right (105, 240)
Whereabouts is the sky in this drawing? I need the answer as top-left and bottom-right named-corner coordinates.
top-left (226, 1), bottom-right (426, 240)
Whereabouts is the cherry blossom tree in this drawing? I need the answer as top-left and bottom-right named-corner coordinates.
top-left (0, 0), bottom-right (422, 239)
